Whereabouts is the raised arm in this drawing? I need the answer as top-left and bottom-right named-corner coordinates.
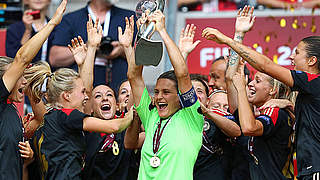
top-left (232, 71), bottom-right (263, 136)
top-left (83, 106), bottom-right (134, 133)
top-left (178, 24), bottom-right (201, 60)
top-left (69, 15), bottom-right (102, 114)
top-left (226, 6), bottom-right (255, 113)
top-left (3, 0), bottom-right (67, 92)
top-left (81, 15), bottom-right (102, 99)
top-left (301, 0), bottom-right (320, 8)
top-left (124, 92), bottom-right (145, 149)
top-left (256, 0), bottom-right (294, 9)
top-left (23, 87), bottom-right (46, 139)
top-left (202, 27), bottom-right (293, 88)
top-left (124, 113), bottom-right (145, 149)
top-left (150, 10), bottom-right (192, 93)
top-left (118, 15), bottom-right (145, 107)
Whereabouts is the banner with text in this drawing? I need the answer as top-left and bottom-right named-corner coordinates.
top-left (186, 15), bottom-right (320, 77)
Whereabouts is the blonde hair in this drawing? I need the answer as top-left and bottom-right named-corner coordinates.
top-left (0, 56), bottom-right (14, 77)
top-left (24, 61), bottom-right (79, 106)
top-left (267, 75), bottom-right (291, 100)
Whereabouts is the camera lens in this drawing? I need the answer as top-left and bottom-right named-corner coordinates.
top-left (99, 36), bottom-right (113, 56)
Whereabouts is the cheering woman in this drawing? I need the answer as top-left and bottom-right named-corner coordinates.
top-left (0, 1), bottom-right (67, 179)
top-left (118, 12), bottom-right (203, 179)
top-left (203, 7), bottom-right (295, 179)
top-left (202, 16), bottom-right (320, 179)
top-left (25, 15), bottom-right (133, 179)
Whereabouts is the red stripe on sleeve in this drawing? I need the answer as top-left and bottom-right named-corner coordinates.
top-left (263, 107), bottom-right (280, 125)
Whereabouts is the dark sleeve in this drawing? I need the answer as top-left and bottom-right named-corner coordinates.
top-left (256, 108), bottom-right (286, 138)
top-left (231, 109), bottom-right (240, 126)
top-left (51, 15), bottom-right (75, 47)
top-left (63, 109), bottom-right (90, 131)
top-left (0, 77), bottom-right (10, 102)
top-left (291, 70), bottom-right (320, 94)
top-left (5, 23), bottom-right (24, 58)
top-left (256, 115), bottom-right (276, 138)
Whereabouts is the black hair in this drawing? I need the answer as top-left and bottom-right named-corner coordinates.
top-left (92, 84), bottom-right (117, 99)
top-left (116, 79), bottom-right (129, 98)
top-left (157, 70), bottom-right (178, 91)
top-left (190, 74), bottom-right (209, 97)
top-left (301, 36), bottom-right (320, 71)
top-left (212, 55), bottom-right (252, 84)
top-left (211, 56), bottom-right (226, 66)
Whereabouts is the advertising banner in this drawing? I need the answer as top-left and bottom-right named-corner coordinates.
top-left (186, 15), bottom-right (320, 77)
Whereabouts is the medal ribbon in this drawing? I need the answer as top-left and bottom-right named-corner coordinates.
top-left (153, 116), bottom-right (172, 154)
top-left (202, 131), bottom-right (216, 154)
top-left (248, 136), bottom-right (259, 164)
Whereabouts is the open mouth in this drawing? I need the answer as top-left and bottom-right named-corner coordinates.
top-left (18, 87), bottom-right (24, 94)
top-left (248, 88), bottom-right (256, 97)
top-left (124, 99), bottom-right (129, 104)
top-left (101, 104), bottom-right (111, 111)
top-left (158, 102), bottom-right (168, 110)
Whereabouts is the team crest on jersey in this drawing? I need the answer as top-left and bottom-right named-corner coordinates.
top-left (257, 115), bottom-right (271, 125)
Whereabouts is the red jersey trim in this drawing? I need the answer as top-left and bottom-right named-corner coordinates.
top-left (61, 108), bottom-right (74, 116)
top-left (211, 108), bottom-right (231, 116)
top-left (6, 99), bottom-right (12, 104)
top-left (306, 72), bottom-right (320, 82)
top-left (262, 107), bottom-right (280, 125)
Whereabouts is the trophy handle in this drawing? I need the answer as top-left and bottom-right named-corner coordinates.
top-left (141, 22), bottom-right (155, 39)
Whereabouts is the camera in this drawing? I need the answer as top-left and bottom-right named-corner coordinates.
top-left (98, 36), bottom-right (114, 56)
top-left (27, 10), bottom-right (41, 20)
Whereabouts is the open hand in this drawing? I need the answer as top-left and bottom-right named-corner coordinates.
top-left (179, 24), bottom-right (201, 59)
top-left (68, 36), bottom-right (87, 66)
top-left (259, 99), bottom-right (293, 110)
top-left (87, 14), bottom-right (103, 47)
top-left (202, 27), bottom-right (228, 44)
top-left (49, 0), bottom-right (67, 26)
top-left (235, 6), bottom-right (256, 34)
top-left (118, 16), bottom-right (135, 48)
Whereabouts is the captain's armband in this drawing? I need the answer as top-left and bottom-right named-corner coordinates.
top-left (178, 87), bottom-right (198, 108)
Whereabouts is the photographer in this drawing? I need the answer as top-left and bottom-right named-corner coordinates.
top-left (6, 0), bottom-right (55, 114)
top-left (49, 0), bottom-right (137, 90)
top-left (6, 0), bottom-right (53, 65)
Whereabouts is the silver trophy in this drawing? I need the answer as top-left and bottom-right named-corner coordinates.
top-left (135, 0), bottom-right (165, 66)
